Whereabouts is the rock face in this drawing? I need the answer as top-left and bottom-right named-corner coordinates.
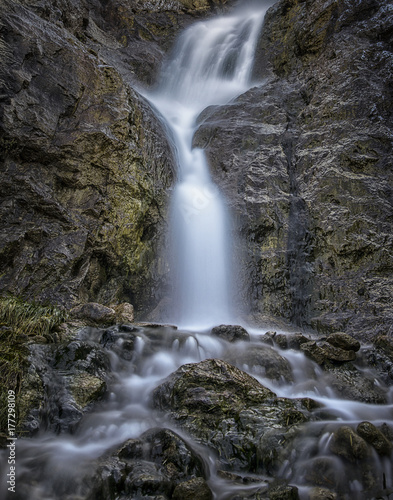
top-left (0, 0), bottom-right (234, 314)
top-left (194, 0), bottom-right (393, 340)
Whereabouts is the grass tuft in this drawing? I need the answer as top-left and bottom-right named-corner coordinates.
top-left (0, 295), bottom-right (68, 440)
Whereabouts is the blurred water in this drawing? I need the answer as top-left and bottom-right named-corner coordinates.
top-left (145, 7), bottom-right (268, 329)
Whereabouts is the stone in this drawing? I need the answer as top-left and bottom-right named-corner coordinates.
top-left (193, 0), bottom-right (393, 341)
top-left (329, 426), bottom-right (369, 462)
top-left (309, 487), bottom-right (337, 500)
top-left (70, 303), bottom-right (116, 325)
top-left (152, 358), bottom-right (308, 473)
top-left (326, 332), bottom-right (360, 352)
top-left (300, 340), bottom-right (356, 364)
top-left (68, 372), bottom-right (106, 409)
top-left (114, 302), bottom-right (135, 324)
top-left (88, 427), bottom-right (210, 499)
top-left (0, 0), bottom-right (176, 316)
top-left (267, 481), bottom-right (299, 500)
top-left (224, 344), bottom-right (293, 383)
top-left (324, 366), bottom-right (388, 404)
top-left (374, 335), bottom-right (393, 360)
top-left (211, 324), bottom-right (250, 342)
top-left (356, 421), bottom-right (393, 456)
top-left (172, 477), bottom-right (213, 500)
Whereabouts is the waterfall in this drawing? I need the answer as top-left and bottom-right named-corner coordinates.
top-left (145, 6), bottom-right (269, 329)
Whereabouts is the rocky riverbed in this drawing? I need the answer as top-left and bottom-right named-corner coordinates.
top-left (1, 321), bottom-right (391, 499)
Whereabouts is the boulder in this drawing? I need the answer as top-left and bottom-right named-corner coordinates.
top-left (326, 332), bottom-right (360, 352)
top-left (88, 427), bottom-right (211, 499)
top-left (224, 344), bottom-right (293, 383)
top-left (152, 358), bottom-right (309, 472)
top-left (211, 324), bottom-right (250, 342)
top-left (70, 303), bottom-right (116, 325)
top-left (356, 421), bottom-right (393, 456)
top-left (300, 341), bottom-right (356, 365)
top-left (329, 426), bottom-right (369, 463)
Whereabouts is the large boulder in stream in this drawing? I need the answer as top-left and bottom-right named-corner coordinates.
top-left (87, 427), bottom-right (213, 500)
top-left (152, 358), bottom-right (311, 473)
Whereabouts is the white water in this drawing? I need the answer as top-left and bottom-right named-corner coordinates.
top-left (145, 6), bottom-right (268, 329)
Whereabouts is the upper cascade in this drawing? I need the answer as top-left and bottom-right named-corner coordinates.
top-left (145, 5), bottom-right (269, 329)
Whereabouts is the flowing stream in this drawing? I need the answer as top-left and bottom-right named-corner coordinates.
top-left (1, 3), bottom-right (393, 500)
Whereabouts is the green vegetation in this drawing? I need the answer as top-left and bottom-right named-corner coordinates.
top-left (0, 295), bottom-right (68, 340)
top-left (0, 296), bottom-right (68, 439)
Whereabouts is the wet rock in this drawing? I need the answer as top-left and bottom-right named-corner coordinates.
top-left (53, 340), bottom-right (110, 375)
top-left (358, 345), bottom-right (393, 386)
top-left (68, 372), bottom-right (106, 409)
top-left (356, 421), bottom-right (393, 456)
top-left (329, 426), bottom-right (369, 462)
top-left (374, 335), bottom-right (393, 360)
top-left (258, 331), bottom-right (276, 346)
top-left (300, 341), bottom-right (356, 365)
top-left (70, 303), bottom-right (116, 326)
top-left (88, 427), bottom-right (210, 500)
top-left (152, 359), bottom-right (309, 472)
top-left (113, 302), bottom-right (134, 324)
top-left (0, 0), bottom-right (175, 315)
top-left (172, 477), bottom-right (213, 500)
top-left (18, 339), bottom-right (111, 434)
top-left (275, 333), bottom-right (310, 350)
top-left (324, 366), bottom-right (388, 404)
top-left (309, 487), bottom-right (337, 500)
top-left (194, 0), bottom-right (393, 340)
top-left (303, 457), bottom-right (344, 490)
top-left (224, 344), bottom-right (293, 383)
top-left (267, 481), bottom-right (299, 500)
top-left (326, 332), bottom-right (360, 352)
top-left (211, 324), bottom-right (250, 342)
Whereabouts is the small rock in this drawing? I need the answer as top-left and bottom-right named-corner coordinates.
top-left (70, 303), bottom-right (116, 325)
top-left (309, 487), bottom-right (337, 500)
top-left (68, 372), bottom-right (106, 409)
top-left (326, 332), bottom-right (360, 352)
top-left (211, 324), bottom-right (250, 342)
top-left (356, 421), bottom-right (392, 456)
top-left (224, 344), bottom-right (293, 383)
top-left (319, 342), bottom-right (357, 362)
top-left (267, 481), bottom-right (299, 499)
top-left (374, 335), bottom-right (393, 360)
top-left (300, 341), bottom-right (356, 364)
top-left (287, 333), bottom-right (310, 350)
top-left (275, 334), bottom-right (288, 349)
top-left (114, 302), bottom-right (134, 323)
top-left (329, 426), bottom-right (369, 462)
top-left (172, 477), bottom-right (213, 500)
top-left (300, 341), bottom-right (326, 364)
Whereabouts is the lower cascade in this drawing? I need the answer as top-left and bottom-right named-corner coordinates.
top-left (1, 325), bottom-right (392, 499)
top-left (1, 3), bottom-right (393, 500)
